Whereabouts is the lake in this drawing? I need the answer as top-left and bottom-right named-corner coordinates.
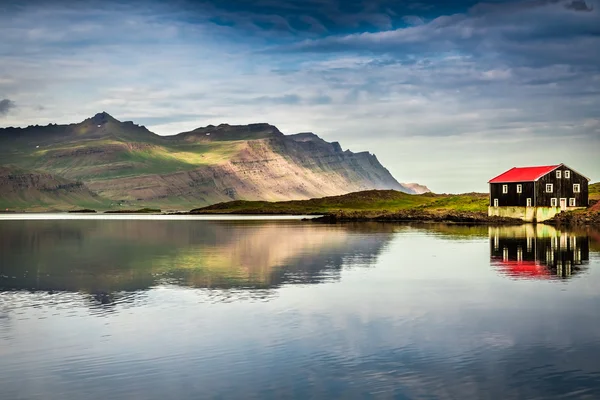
top-left (1, 217), bottom-right (600, 399)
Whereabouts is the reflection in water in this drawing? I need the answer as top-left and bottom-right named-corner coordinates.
top-left (490, 225), bottom-right (590, 280)
top-left (0, 220), bottom-right (395, 300)
top-left (1, 220), bottom-right (600, 399)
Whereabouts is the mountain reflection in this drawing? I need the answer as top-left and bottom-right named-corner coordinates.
top-left (0, 220), bottom-right (395, 299)
top-left (489, 225), bottom-right (590, 280)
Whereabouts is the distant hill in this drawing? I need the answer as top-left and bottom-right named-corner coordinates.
top-left (399, 182), bottom-right (430, 194)
top-left (0, 112), bottom-right (424, 210)
top-left (190, 189), bottom-right (489, 215)
top-left (590, 182), bottom-right (599, 201)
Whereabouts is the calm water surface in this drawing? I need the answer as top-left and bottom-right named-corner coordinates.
top-left (1, 219), bottom-right (600, 399)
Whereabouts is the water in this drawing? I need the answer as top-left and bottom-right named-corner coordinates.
top-left (1, 218), bottom-right (599, 399)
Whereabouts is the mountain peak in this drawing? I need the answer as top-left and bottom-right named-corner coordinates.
top-left (88, 111), bottom-right (118, 124)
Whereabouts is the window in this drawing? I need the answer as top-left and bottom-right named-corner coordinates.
top-left (517, 184), bottom-right (522, 194)
top-left (502, 185), bottom-right (508, 194)
top-left (494, 198), bottom-right (499, 207)
top-left (526, 198), bottom-right (532, 207)
top-left (546, 184), bottom-right (553, 193)
top-left (565, 170), bottom-right (570, 179)
top-left (573, 184), bottom-right (580, 193)
top-left (569, 198), bottom-right (576, 207)
top-left (551, 198), bottom-right (558, 207)
top-left (556, 170), bottom-right (561, 179)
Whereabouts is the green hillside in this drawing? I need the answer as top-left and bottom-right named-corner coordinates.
top-left (0, 166), bottom-right (111, 212)
top-left (590, 182), bottom-right (600, 201)
top-left (191, 190), bottom-right (490, 215)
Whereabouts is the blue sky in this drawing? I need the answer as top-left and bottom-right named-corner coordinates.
top-left (1, 0), bottom-right (599, 192)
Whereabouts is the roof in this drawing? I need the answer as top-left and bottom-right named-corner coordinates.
top-left (489, 165), bottom-right (560, 183)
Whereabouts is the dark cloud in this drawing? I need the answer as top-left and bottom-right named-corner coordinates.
top-left (0, 99), bottom-right (16, 116)
top-left (565, 0), bottom-right (594, 10)
top-left (171, 0), bottom-right (481, 37)
top-left (280, 0), bottom-right (600, 71)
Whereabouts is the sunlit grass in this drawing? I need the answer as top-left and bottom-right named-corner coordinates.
top-left (191, 190), bottom-right (490, 215)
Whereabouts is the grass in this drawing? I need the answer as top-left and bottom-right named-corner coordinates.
top-left (190, 190), bottom-right (490, 215)
top-left (0, 138), bottom-right (245, 182)
top-left (104, 208), bottom-right (161, 214)
top-left (590, 182), bottom-right (600, 201)
top-left (0, 165), bottom-right (114, 212)
top-left (0, 192), bottom-right (111, 212)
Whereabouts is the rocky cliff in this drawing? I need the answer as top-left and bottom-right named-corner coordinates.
top-left (0, 112), bottom-right (422, 210)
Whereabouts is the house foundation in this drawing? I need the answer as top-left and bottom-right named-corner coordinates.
top-left (487, 206), bottom-right (582, 222)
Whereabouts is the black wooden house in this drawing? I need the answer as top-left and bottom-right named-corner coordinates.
top-left (489, 164), bottom-right (589, 210)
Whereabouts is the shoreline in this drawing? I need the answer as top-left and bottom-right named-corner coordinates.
top-left (2, 208), bottom-right (599, 227)
top-left (189, 209), bottom-right (527, 225)
top-left (189, 208), bottom-right (600, 227)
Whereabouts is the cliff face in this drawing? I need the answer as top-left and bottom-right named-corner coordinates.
top-left (0, 113), bottom-right (420, 210)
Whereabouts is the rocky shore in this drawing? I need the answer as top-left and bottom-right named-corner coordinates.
top-left (545, 206), bottom-right (600, 227)
top-left (311, 210), bottom-right (524, 225)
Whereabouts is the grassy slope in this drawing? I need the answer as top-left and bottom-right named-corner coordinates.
top-left (2, 139), bottom-right (242, 182)
top-left (190, 190), bottom-right (490, 215)
top-left (0, 193), bottom-right (110, 212)
top-left (590, 182), bottom-right (600, 201)
top-left (0, 166), bottom-right (112, 211)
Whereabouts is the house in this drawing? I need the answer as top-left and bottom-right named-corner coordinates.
top-left (488, 164), bottom-right (589, 222)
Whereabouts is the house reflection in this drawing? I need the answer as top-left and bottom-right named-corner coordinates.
top-left (489, 225), bottom-right (589, 280)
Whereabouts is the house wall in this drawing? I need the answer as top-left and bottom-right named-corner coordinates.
top-left (490, 182), bottom-right (535, 207)
top-left (487, 206), bottom-right (566, 222)
top-left (536, 166), bottom-right (589, 207)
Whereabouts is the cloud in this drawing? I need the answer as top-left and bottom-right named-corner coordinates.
top-left (253, 94), bottom-right (302, 104)
top-left (402, 15), bottom-right (425, 26)
top-left (0, 0), bottom-right (598, 191)
top-left (283, 0), bottom-right (600, 72)
top-left (0, 99), bottom-right (15, 116)
top-left (565, 0), bottom-right (594, 10)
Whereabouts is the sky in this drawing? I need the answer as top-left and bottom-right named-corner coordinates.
top-left (1, 0), bottom-right (599, 192)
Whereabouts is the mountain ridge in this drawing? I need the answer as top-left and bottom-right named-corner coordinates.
top-left (0, 112), bottom-right (427, 210)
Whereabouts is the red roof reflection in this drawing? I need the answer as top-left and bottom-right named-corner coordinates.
top-left (494, 260), bottom-right (551, 279)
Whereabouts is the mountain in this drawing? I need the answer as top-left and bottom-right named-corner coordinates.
top-left (400, 182), bottom-right (431, 194)
top-left (0, 166), bottom-right (108, 211)
top-left (0, 112), bottom-right (422, 210)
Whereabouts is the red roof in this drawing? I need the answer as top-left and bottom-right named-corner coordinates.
top-left (489, 165), bottom-right (560, 183)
